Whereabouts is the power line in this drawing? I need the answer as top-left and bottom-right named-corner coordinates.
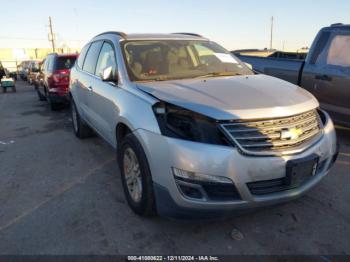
top-left (0, 36), bottom-right (47, 41)
top-left (0, 36), bottom-right (88, 42)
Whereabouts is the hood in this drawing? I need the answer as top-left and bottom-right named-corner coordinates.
top-left (137, 74), bottom-right (319, 120)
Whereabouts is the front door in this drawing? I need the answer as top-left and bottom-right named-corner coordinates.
top-left (302, 31), bottom-right (350, 124)
top-left (87, 41), bottom-right (120, 145)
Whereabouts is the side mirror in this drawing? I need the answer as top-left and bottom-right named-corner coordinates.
top-left (244, 62), bottom-right (253, 70)
top-left (101, 66), bottom-right (117, 83)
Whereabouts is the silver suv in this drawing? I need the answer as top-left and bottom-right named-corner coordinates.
top-left (69, 32), bottom-right (338, 218)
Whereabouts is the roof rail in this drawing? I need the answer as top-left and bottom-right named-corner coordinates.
top-left (93, 31), bottom-right (127, 39)
top-left (172, 32), bottom-right (203, 37)
top-left (331, 23), bottom-right (344, 27)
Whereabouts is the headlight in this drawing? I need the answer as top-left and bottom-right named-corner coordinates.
top-left (153, 102), bottom-right (230, 145)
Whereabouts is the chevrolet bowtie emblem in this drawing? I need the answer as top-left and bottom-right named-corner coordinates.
top-left (281, 128), bottom-right (303, 140)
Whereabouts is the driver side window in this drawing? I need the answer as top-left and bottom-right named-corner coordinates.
top-left (95, 42), bottom-right (117, 79)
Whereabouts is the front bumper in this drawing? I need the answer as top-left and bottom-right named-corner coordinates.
top-left (134, 115), bottom-right (338, 219)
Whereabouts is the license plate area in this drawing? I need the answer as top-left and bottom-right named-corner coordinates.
top-left (285, 155), bottom-right (319, 187)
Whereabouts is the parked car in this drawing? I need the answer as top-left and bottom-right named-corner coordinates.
top-left (36, 53), bottom-right (78, 110)
top-left (70, 32), bottom-right (338, 218)
top-left (8, 71), bottom-right (17, 81)
top-left (27, 60), bottom-right (41, 85)
top-left (237, 23), bottom-right (350, 126)
top-left (17, 60), bottom-right (32, 81)
top-left (34, 59), bottom-right (45, 89)
top-left (1, 67), bottom-right (16, 93)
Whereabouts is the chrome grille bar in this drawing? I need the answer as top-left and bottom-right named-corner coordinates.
top-left (220, 110), bottom-right (322, 156)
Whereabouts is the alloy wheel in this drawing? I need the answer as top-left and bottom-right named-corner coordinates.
top-left (123, 147), bottom-right (143, 203)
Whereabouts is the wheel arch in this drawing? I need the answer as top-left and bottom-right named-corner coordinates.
top-left (116, 122), bottom-right (133, 147)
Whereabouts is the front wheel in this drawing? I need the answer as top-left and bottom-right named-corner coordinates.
top-left (118, 134), bottom-right (156, 216)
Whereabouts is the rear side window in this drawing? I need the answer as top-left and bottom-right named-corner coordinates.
top-left (326, 34), bottom-right (350, 67)
top-left (310, 31), bottom-right (330, 64)
top-left (46, 57), bottom-right (54, 72)
top-left (82, 41), bottom-right (103, 74)
top-left (77, 44), bottom-right (90, 69)
top-left (55, 57), bottom-right (77, 70)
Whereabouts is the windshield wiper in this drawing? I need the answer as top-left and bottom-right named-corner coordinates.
top-left (195, 72), bottom-right (243, 78)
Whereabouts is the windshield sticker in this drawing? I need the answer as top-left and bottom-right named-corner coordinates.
top-left (214, 53), bottom-right (238, 64)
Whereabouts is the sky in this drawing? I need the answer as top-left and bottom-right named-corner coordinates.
top-left (0, 0), bottom-right (349, 51)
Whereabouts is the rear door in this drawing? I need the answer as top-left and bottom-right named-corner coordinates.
top-left (76, 41), bottom-right (103, 122)
top-left (87, 41), bottom-right (120, 145)
top-left (41, 56), bottom-right (52, 96)
top-left (72, 43), bottom-right (90, 118)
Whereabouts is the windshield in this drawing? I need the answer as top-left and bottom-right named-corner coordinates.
top-left (121, 40), bottom-right (253, 82)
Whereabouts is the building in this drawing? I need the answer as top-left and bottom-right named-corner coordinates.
top-left (0, 47), bottom-right (80, 72)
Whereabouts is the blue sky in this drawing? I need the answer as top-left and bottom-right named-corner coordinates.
top-left (1, 0), bottom-right (349, 51)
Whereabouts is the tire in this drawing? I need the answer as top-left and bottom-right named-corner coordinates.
top-left (70, 99), bottom-right (94, 138)
top-left (37, 89), bottom-right (46, 101)
top-left (50, 101), bottom-right (61, 111)
top-left (118, 133), bottom-right (156, 216)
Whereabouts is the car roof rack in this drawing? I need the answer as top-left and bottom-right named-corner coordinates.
top-left (94, 31), bottom-right (127, 39)
top-left (172, 32), bottom-right (203, 37)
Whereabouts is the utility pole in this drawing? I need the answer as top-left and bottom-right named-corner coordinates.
top-left (270, 16), bottom-right (274, 50)
top-left (48, 16), bottom-right (55, 53)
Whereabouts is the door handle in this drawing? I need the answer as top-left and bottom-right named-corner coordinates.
top-left (87, 86), bottom-right (93, 91)
top-left (315, 74), bottom-right (332, 81)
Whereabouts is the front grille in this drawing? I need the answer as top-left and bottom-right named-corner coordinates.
top-left (247, 177), bottom-right (289, 195)
top-left (220, 110), bottom-right (322, 155)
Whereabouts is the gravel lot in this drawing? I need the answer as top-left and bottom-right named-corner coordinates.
top-left (0, 81), bottom-right (349, 255)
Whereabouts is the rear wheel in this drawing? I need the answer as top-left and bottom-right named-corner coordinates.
top-left (37, 89), bottom-right (46, 101)
top-left (118, 134), bottom-right (156, 216)
top-left (71, 99), bottom-right (94, 138)
top-left (50, 101), bottom-right (61, 111)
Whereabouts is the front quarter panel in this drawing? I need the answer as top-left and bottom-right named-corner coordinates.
top-left (112, 85), bottom-right (161, 147)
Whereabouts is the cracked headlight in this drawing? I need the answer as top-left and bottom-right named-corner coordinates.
top-left (153, 102), bottom-right (230, 145)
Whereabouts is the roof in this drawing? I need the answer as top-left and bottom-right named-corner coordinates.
top-left (322, 23), bottom-right (350, 31)
top-left (47, 53), bottom-right (78, 57)
top-left (56, 53), bottom-right (78, 57)
top-left (93, 32), bottom-right (206, 40)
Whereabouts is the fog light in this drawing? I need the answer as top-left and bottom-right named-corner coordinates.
top-left (172, 167), bottom-right (232, 184)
